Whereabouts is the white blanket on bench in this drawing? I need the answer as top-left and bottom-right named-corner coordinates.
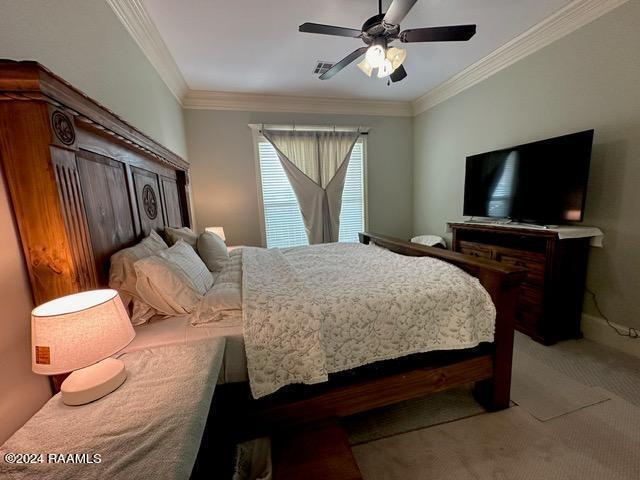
top-left (0, 339), bottom-right (224, 480)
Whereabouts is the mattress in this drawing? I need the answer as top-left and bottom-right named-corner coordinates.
top-left (120, 314), bottom-right (248, 384)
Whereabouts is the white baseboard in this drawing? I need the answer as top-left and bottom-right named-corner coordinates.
top-left (581, 314), bottom-right (640, 359)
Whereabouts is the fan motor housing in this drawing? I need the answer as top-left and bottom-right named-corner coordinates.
top-left (361, 14), bottom-right (399, 44)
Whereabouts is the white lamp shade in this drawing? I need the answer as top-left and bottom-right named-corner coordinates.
top-left (31, 289), bottom-right (135, 375)
top-left (205, 226), bottom-right (226, 241)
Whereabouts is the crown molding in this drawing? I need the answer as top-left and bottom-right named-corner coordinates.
top-left (183, 90), bottom-right (413, 117)
top-left (412, 0), bottom-right (630, 115)
top-left (106, 0), bottom-right (188, 104)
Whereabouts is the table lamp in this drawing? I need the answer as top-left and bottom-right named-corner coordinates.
top-left (31, 289), bottom-right (135, 406)
top-left (205, 226), bottom-right (226, 241)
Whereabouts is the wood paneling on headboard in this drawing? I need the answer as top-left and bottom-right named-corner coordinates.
top-left (0, 60), bottom-right (191, 304)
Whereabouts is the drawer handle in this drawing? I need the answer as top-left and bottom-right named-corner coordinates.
top-left (514, 260), bottom-right (527, 267)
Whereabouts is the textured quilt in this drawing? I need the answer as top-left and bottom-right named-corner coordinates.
top-left (242, 242), bottom-right (495, 399)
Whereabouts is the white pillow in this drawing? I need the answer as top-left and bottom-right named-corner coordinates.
top-left (160, 240), bottom-right (214, 294)
top-left (192, 250), bottom-right (242, 325)
top-left (109, 230), bottom-right (168, 308)
top-left (164, 226), bottom-right (198, 249)
top-left (134, 240), bottom-right (214, 317)
top-left (197, 231), bottom-right (229, 272)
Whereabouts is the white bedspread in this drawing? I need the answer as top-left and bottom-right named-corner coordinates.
top-left (0, 340), bottom-right (224, 480)
top-left (242, 242), bottom-right (496, 398)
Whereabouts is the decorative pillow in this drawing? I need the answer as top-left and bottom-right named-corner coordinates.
top-left (109, 230), bottom-right (168, 309)
top-left (134, 240), bottom-right (215, 317)
top-left (197, 231), bottom-right (229, 272)
top-left (164, 226), bottom-right (198, 249)
top-left (159, 240), bottom-right (214, 294)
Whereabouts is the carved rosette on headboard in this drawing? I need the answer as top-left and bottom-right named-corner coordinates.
top-left (0, 60), bottom-right (192, 305)
top-left (142, 185), bottom-right (158, 220)
top-left (51, 110), bottom-right (76, 146)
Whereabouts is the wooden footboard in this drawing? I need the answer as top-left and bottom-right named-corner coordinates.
top-left (359, 232), bottom-right (525, 411)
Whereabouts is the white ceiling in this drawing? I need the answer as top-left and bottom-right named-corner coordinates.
top-left (143, 0), bottom-right (573, 102)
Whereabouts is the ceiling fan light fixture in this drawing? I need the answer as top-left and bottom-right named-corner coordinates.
top-left (300, 0), bottom-right (476, 83)
top-left (377, 58), bottom-right (393, 78)
top-left (386, 47), bottom-right (407, 70)
top-left (357, 58), bottom-right (373, 77)
top-left (365, 44), bottom-right (386, 69)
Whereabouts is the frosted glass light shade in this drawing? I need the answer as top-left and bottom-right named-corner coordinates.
top-left (377, 59), bottom-right (393, 78)
top-left (357, 58), bottom-right (373, 77)
top-left (205, 226), bottom-right (226, 241)
top-left (31, 289), bottom-right (135, 375)
top-left (386, 47), bottom-right (407, 70)
top-left (365, 44), bottom-right (386, 69)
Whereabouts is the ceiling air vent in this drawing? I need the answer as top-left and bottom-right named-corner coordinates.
top-left (313, 61), bottom-right (334, 75)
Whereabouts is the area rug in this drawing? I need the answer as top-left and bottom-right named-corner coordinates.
top-left (344, 385), bottom-right (485, 445)
top-left (511, 349), bottom-right (610, 420)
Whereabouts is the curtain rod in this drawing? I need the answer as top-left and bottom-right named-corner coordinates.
top-left (248, 124), bottom-right (370, 134)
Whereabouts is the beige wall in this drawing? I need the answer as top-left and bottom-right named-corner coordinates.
top-left (0, 174), bottom-right (51, 444)
top-left (413, 2), bottom-right (640, 329)
top-left (185, 110), bottom-right (413, 246)
top-left (0, 0), bottom-right (187, 443)
top-left (0, 0), bottom-right (187, 158)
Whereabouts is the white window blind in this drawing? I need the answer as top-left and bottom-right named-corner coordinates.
top-left (339, 141), bottom-right (365, 243)
top-left (258, 138), bottom-right (366, 248)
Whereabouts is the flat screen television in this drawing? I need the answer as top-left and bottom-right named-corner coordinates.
top-left (463, 130), bottom-right (594, 224)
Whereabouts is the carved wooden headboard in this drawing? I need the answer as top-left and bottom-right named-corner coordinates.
top-left (0, 60), bottom-right (191, 305)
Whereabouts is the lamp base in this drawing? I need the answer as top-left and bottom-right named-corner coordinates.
top-left (61, 357), bottom-right (127, 406)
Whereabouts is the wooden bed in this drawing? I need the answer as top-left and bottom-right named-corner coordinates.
top-left (201, 233), bottom-right (525, 477)
top-left (1, 61), bottom-right (525, 477)
top-left (212, 233), bottom-right (524, 430)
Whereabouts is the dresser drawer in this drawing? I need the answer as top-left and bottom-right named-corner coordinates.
top-left (518, 283), bottom-right (544, 311)
top-left (493, 247), bottom-right (546, 285)
top-left (458, 240), bottom-right (493, 259)
top-left (515, 283), bottom-right (543, 330)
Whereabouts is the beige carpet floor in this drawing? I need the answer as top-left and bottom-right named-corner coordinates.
top-left (350, 334), bottom-right (640, 479)
top-left (511, 350), bottom-right (609, 421)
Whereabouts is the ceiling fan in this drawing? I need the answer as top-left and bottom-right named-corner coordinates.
top-left (299, 0), bottom-right (476, 83)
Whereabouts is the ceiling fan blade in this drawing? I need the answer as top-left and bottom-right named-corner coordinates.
top-left (383, 0), bottom-right (418, 26)
top-left (319, 47), bottom-right (368, 80)
top-left (299, 22), bottom-right (362, 38)
top-left (390, 65), bottom-right (407, 83)
top-left (400, 25), bottom-right (476, 43)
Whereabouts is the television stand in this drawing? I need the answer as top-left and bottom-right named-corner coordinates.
top-left (465, 218), bottom-right (561, 230)
top-left (449, 222), bottom-right (594, 345)
top-left (509, 222), bottom-right (558, 230)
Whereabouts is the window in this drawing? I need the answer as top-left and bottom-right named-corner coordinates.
top-left (257, 137), bottom-right (366, 248)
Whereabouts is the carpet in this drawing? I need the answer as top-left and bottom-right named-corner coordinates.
top-left (353, 397), bottom-right (640, 480)
top-left (513, 332), bottom-right (640, 408)
top-left (345, 335), bottom-right (617, 444)
top-left (351, 334), bottom-right (640, 479)
top-left (511, 349), bottom-right (610, 420)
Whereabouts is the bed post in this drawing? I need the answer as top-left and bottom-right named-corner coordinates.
top-left (472, 269), bottom-right (520, 411)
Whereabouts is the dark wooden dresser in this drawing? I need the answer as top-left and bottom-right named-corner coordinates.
top-left (449, 222), bottom-right (591, 345)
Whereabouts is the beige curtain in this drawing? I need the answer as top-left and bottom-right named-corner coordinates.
top-left (263, 130), bottom-right (360, 244)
